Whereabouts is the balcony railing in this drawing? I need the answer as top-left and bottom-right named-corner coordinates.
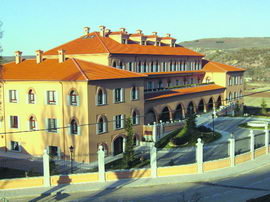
top-left (144, 82), bottom-right (215, 94)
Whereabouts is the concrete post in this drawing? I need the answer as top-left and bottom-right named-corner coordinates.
top-left (196, 138), bottom-right (203, 174)
top-left (153, 122), bottom-right (157, 143)
top-left (98, 145), bottom-right (105, 182)
top-left (123, 138), bottom-right (126, 152)
top-left (43, 149), bottom-right (51, 187)
top-left (265, 124), bottom-right (269, 154)
top-left (150, 143), bottom-right (157, 178)
top-left (250, 130), bottom-right (255, 160)
top-left (159, 120), bottom-right (164, 138)
top-left (228, 134), bottom-right (235, 167)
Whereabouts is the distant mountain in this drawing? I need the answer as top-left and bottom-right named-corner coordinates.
top-left (180, 37), bottom-right (270, 50)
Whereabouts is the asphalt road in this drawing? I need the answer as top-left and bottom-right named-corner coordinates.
top-left (15, 161), bottom-right (270, 202)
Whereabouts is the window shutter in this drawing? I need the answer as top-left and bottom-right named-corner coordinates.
top-left (45, 119), bottom-right (48, 132)
top-left (55, 119), bottom-right (58, 133)
top-left (113, 89), bottom-right (115, 103)
top-left (16, 90), bottom-right (19, 103)
top-left (104, 121), bottom-right (107, 133)
top-left (77, 125), bottom-right (81, 135)
top-left (55, 91), bottom-right (59, 105)
top-left (45, 91), bottom-right (48, 105)
top-left (121, 114), bottom-right (125, 129)
top-left (121, 88), bottom-right (125, 102)
top-left (77, 95), bottom-right (80, 106)
top-left (113, 116), bottom-right (116, 130)
top-left (67, 95), bottom-right (70, 106)
top-left (17, 116), bottom-right (20, 129)
top-left (96, 123), bottom-right (99, 134)
top-left (104, 92), bottom-right (107, 105)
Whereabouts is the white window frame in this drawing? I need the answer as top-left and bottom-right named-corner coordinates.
top-left (114, 114), bottom-right (124, 130)
top-left (10, 116), bottom-right (19, 129)
top-left (47, 91), bottom-right (57, 105)
top-left (114, 88), bottom-right (124, 103)
top-left (9, 90), bottom-right (18, 103)
top-left (131, 87), bottom-right (139, 101)
top-left (10, 141), bottom-right (21, 152)
top-left (47, 118), bottom-right (57, 133)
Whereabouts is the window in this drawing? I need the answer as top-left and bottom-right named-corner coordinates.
top-left (128, 62), bottom-right (132, 71)
top-left (132, 111), bottom-right (139, 125)
top-left (48, 118), bottom-right (57, 133)
top-left (229, 77), bottom-right (232, 86)
top-left (70, 90), bottom-right (78, 106)
top-left (29, 116), bottom-right (36, 130)
top-left (9, 90), bottom-right (17, 103)
top-left (97, 116), bottom-right (107, 134)
top-left (97, 89), bottom-right (106, 105)
top-left (115, 115), bottom-right (124, 129)
top-left (112, 61), bottom-right (117, 67)
top-left (28, 90), bottom-right (35, 104)
top-left (114, 88), bottom-right (124, 103)
top-left (158, 80), bottom-right (163, 89)
top-left (176, 80), bottom-right (179, 86)
top-left (131, 87), bottom-right (138, 100)
top-left (70, 119), bottom-right (78, 135)
top-left (10, 116), bottom-right (18, 128)
top-left (143, 62), bottom-right (147, 73)
top-left (167, 80), bottom-right (171, 87)
top-left (10, 141), bottom-right (20, 151)
top-left (47, 91), bottom-right (56, 105)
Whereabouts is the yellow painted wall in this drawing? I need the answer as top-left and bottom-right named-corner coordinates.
top-left (106, 169), bottom-right (151, 180)
top-left (0, 177), bottom-right (43, 190)
top-left (203, 158), bottom-right (230, 172)
top-left (235, 152), bottom-right (251, 164)
top-left (255, 147), bottom-right (266, 158)
top-left (50, 172), bottom-right (98, 185)
top-left (157, 164), bottom-right (197, 176)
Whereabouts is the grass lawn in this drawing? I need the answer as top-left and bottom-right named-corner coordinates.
top-left (155, 126), bottom-right (221, 149)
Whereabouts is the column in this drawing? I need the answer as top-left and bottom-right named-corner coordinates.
top-left (250, 130), bottom-right (255, 160)
top-left (228, 134), bottom-right (235, 167)
top-left (196, 138), bottom-right (204, 174)
top-left (98, 145), bottom-right (105, 182)
top-left (43, 149), bottom-right (51, 187)
top-left (265, 124), bottom-right (269, 154)
top-left (150, 143), bottom-right (157, 178)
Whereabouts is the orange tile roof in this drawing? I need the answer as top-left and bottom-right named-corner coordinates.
top-left (44, 32), bottom-right (204, 57)
top-left (145, 84), bottom-right (225, 101)
top-left (202, 60), bottom-right (245, 72)
top-left (1, 58), bottom-right (146, 81)
top-left (129, 33), bottom-right (144, 37)
top-left (145, 70), bottom-right (204, 76)
top-left (161, 37), bottom-right (176, 40)
top-left (146, 35), bottom-right (159, 39)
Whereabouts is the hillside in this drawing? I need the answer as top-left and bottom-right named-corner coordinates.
top-left (180, 37), bottom-right (270, 81)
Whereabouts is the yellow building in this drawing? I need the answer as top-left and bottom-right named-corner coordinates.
top-left (0, 26), bottom-right (245, 162)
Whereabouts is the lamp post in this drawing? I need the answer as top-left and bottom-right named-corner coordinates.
top-left (69, 146), bottom-right (74, 174)
top-left (212, 113), bottom-right (215, 136)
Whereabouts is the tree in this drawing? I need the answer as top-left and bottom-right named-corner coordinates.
top-left (122, 117), bottom-right (135, 169)
top-left (261, 98), bottom-right (267, 115)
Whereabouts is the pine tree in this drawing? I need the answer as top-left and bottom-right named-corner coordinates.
top-left (122, 117), bottom-right (135, 169)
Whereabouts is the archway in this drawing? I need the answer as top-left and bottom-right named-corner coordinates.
top-left (145, 109), bottom-right (157, 124)
top-left (113, 136), bottom-right (124, 155)
top-left (216, 96), bottom-right (222, 109)
top-left (208, 97), bottom-right (214, 111)
top-left (187, 101), bottom-right (195, 115)
top-left (174, 104), bottom-right (184, 120)
top-left (159, 107), bottom-right (170, 122)
top-left (198, 99), bottom-right (205, 113)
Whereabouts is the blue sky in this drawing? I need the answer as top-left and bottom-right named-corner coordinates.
top-left (1, 0), bottom-right (270, 56)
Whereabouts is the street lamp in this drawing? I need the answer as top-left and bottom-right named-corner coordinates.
top-left (69, 146), bottom-right (74, 174)
top-left (212, 113), bottom-right (215, 136)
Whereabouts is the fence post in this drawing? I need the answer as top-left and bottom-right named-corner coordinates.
top-left (159, 120), bottom-right (164, 138)
top-left (196, 138), bottom-right (203, 174)
top-left (250, 129), bottom-right (255, 160)
top-left (152, 122), bottom-right (157, 143)
top-left (150, 142), bottom-right (157, 178)
top-left (43, 149), bottom-right (51, 187)
top-left (98, 145), bottom-right (105, 182)
top-left (265, 124), bottom-right (269, 154)
top-left (228, 134), bottom-right (235, 167)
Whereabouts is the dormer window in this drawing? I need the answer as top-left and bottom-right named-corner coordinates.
top-left (122, 39), bottom-right (128, 44)
top-left (142, 41), bottom-right (146, 45)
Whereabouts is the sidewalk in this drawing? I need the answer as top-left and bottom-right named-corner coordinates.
top-left (1, 154), bottom-right (270, 200)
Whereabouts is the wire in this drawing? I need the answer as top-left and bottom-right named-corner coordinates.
top-left (1, 87), bottom-right (269, 135)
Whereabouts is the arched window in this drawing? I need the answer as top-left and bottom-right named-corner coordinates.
top-left (143, 62), bottom-right (147, 73)
top-left (229, 77), bottom-right (232, 86)
top-left (167, 80), bottom-right (171, 87)
top-left (29, 116), bottom-right (36, 130)
top-left (69, 90), bottom-right (79, 106)
top-left (112, 61), bottom-right (117, 67)
top-left (234, 92), bottom-right (237, 100)
top-left (119, 62), bottom-right (123, 69)
top-left (97, 116), bottom-right (107, 134)
top-left (229, 92), bottom-right (232, 101)
top-left (97, 89), bottom-right (106, 105)
top-left (70, 119), bottom-right (78, 135)
top-left (158, 80), bottom-right (163, 89)
top-left (138, 62), bottom-right (141, 73)
top-left (132, 110), bottom-right (139, 125)
top-left (128, 62), bottom-right (132, 71)
top-left (150, 62), bottom-right (154, 72)
top-left (28, 89), bottom-right (35, 104)
top-left (131, 87), bottom-right (138, 100)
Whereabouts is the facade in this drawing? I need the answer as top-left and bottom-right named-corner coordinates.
top-left (0, 26), bottom-right (245, 162)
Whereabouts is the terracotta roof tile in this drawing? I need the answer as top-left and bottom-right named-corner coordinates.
top-left (145, 84), bottom-right (225, 101)
top-left (202, 60), bottom-right (245, 72)
top-left (1, 58), bottom-right (146, 81)
top-left (44, 32), bottom-right (204, 57)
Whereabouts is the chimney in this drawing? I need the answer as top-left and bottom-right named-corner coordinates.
top-left (99, 25), bottom-right (106, 37)
top-left (35, 50), bottom-right (43, 64)
top-left (120, 28), bottom-right (126, 33)
top-left (105, 28), bottom-right (111, 35)
top-left (83, 27), bottom-right (90, 35)
top-left (136, 29), bottom-right (142, 34)
top-left (166, 33), bottom-right (171, 37)
top-left (152, 32), bottom-right (157, 36)
top-left (15, 51), bottom-right (22, 64)
top-left (58, 49), bottom-right (65, 63)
